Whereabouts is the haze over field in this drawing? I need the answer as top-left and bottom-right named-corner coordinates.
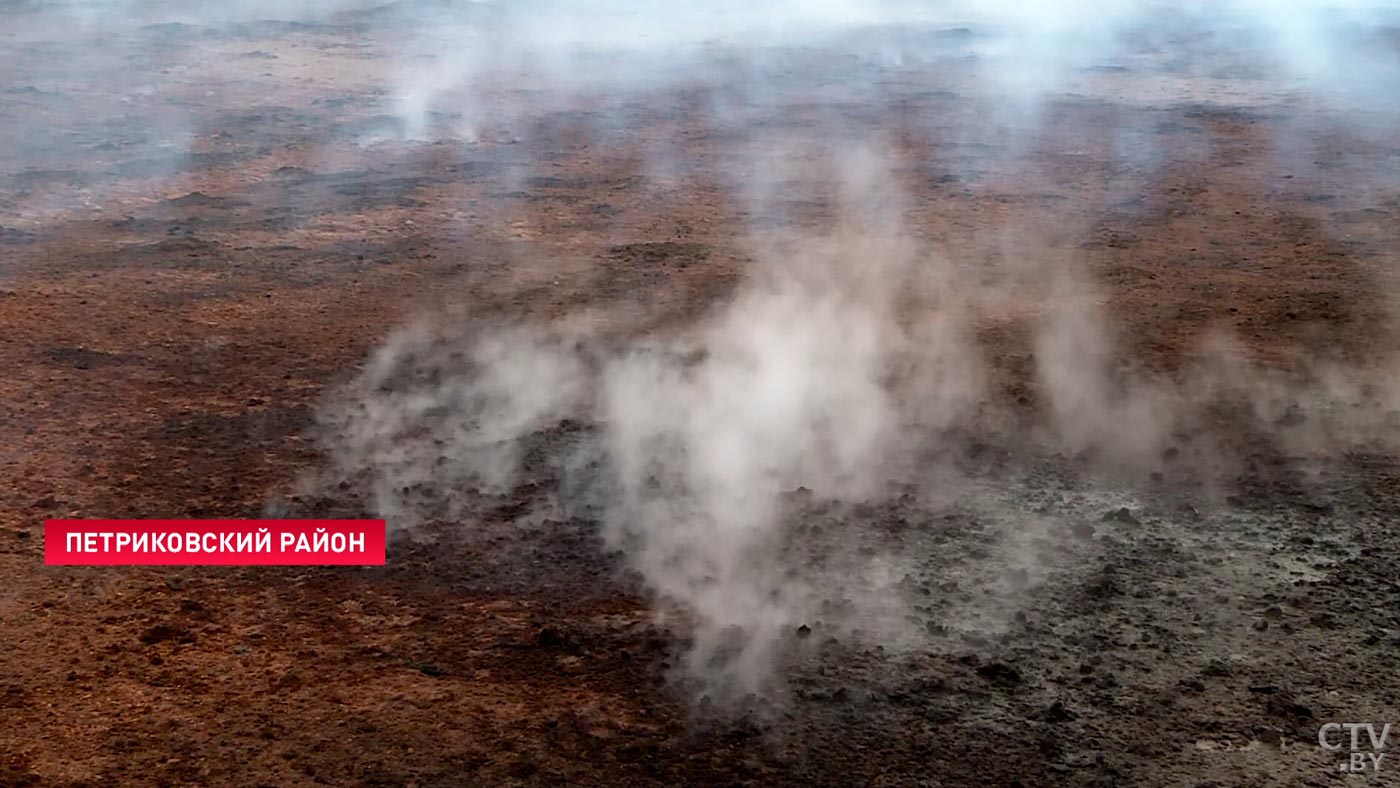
top-left (3, 2), bottom-right (1400, 784)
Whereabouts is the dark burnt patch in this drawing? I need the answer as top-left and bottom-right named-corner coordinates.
top-left (605, 241), bottom-right (709, 267)
top-left (38, 345), bottom-right (135, 370)
top-left (152, 405), bottom-right (314, 448)
top-left (98, 237), bottom-right (230, 271)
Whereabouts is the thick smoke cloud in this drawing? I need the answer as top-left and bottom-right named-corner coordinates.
top-left (320, 146), bottom-right (991, 701)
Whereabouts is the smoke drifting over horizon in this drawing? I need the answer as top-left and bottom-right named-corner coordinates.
top-left (9, 1), bottom-right (1400, 160)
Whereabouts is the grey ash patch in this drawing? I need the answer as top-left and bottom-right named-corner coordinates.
top-left (0, 227), bottom-right (36, 244)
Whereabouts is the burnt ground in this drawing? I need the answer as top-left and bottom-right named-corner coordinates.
top-left (3, 8), bottom-right (1400, 788)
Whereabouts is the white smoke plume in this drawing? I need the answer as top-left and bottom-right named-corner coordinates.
top-left (319, 143), bottom-right (1400, 703)
top-left (319, 146), bottom-right (992, 701)
top-left (319, 321), bottom-right (593, 526)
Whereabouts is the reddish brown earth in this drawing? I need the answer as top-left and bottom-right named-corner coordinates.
top-left (3, 9), bottom-right (1400, 788)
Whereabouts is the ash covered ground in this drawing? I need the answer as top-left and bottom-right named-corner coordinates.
top-left (3, 2), bottom-right (1400, 786)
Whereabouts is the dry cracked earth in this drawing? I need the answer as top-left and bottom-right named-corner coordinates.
top-left (2, 5), bottom-right (1400, 788)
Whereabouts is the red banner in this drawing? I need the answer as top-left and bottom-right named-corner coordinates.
top-left (44, 520), bottom-right (387, 566)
